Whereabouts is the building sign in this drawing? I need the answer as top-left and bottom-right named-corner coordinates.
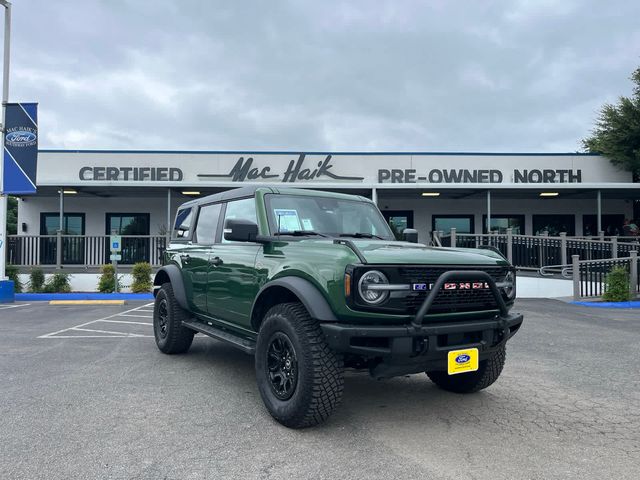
top-left (3, 102), bottom-right (38, 194)
top-left (79, 166), bottom-right (183, 181)
top-left (377, 168), bottom-right (583, 184)
top-left (197, 154), bottom-right (365, 183)
top-left (34, 151), bottom-right (630, 187)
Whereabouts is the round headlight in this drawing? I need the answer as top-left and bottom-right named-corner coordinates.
top-left (502, 271), bottom-right (516, 299)
top-left (357, 270), bottom-right (389, 305)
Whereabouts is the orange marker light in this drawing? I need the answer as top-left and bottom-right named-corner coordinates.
top-left (344, 273), bottom-right (351, 297)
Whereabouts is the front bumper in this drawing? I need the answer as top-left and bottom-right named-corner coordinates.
top-left (321, 312), bottom-right (522, 359)
top-left (321, 269), bottom-right (524, 378)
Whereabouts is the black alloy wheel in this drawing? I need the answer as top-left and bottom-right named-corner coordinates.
top-left (266, 332), bottom-right (299, 400)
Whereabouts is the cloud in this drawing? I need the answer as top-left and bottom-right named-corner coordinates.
top-left (8, 0), bottom-right (640, 152)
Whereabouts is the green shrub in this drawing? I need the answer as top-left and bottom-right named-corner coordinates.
top-left (603, 266), bottom-right (631, 302)
top-left (98, 264), bottom-right (122, 293)
top-left (6, 265), bottom-right (22, 293)
top-left (131, 262), bottom-right (153, 293)
top-left (43, 273), bottom-right (72, 293)
top-left (29, 267), bottom-right (45, 293)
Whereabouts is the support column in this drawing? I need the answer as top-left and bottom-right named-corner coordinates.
top-left (630, 251), bottom-right (638, 298)
top-left (596, 190), bottom-right (602, 235)
top-left (572, 255), bottom-right (580, 301)
top-left (0, 1), bottom-right (11, 283)
top-left (486, 190), bottom-right (491, 233)
top-left (166, 189), bottom-right (172, 233)
top-left (56, 189), bottom-right (64, 269)
top-left (371, 187), bottom-right (377, 205)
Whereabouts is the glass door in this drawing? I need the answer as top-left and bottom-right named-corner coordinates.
top-left (382, 210), bottom-right (414, 240)
top-left (39, 213), bottom-right (86, 264)
top-left (106, 213), bottom-right (150, 264)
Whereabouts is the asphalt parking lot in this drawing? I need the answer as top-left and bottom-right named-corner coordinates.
top-left (1, 299), bottom-right (638, 480)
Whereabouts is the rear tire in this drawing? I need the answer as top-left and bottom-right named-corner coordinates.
top-left (426, 346), bottom-right (506, 393)
top-left (255, 302), bottom-right (344, 428)
top-left (153, 283), bottom-right (194, 354)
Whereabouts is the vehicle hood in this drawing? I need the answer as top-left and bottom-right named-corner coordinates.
top-left (301, 239), bottom-right (509, 266)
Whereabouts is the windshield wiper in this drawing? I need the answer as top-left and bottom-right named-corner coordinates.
top-left (339, 232), bottom-right (384, 240)
top-left (278, 230), bottom-right (330, 238)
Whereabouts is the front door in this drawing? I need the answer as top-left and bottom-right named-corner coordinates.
top-left (206, 198), bottom-right (262, 331)
top-left (40, 213), bottom-right (86, 264)
top-left (106, 213), bottom-right (150, 264)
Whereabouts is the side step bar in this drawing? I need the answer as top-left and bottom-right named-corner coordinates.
top-left (182, 320), bottom-right (256, 355)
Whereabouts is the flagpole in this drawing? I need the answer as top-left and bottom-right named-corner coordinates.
top-left (0, 0), bottom-right (10, 285)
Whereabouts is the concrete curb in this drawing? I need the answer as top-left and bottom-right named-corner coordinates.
top-left (15, 293), bottom-right (154, 302)
top-left (571, 300), bottom-right (640, 309)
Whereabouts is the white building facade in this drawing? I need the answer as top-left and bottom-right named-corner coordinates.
top-left (14, 150), bottom-right (638, 266)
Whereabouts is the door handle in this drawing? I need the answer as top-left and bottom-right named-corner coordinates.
top-left (209, 256), bottom-right (223, 267)
top-left (180, 254), bottom-right (190, 264)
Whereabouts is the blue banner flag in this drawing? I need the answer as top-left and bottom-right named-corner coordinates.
top-left (3, 102), bottom-right (38, 194)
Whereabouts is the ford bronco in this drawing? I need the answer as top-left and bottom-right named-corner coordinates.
top-left (153, 187), bottom-right (523, 428)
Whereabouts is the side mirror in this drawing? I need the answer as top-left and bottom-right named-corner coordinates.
top-left (402, 228), bottom-right (418, 243)
top-left (224, 218), bottom-right (259, 242)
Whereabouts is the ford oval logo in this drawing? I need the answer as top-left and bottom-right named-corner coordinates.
top-left (455, 354), bottom-right (470, 364)
top-left (6, 131), bottom-right (36, 144)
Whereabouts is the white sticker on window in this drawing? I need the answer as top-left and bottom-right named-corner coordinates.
top-left (301, 218), bottom-right (314, 230)
top-left (274, 209), bottom-right (301, 232)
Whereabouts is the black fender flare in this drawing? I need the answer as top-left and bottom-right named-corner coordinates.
top-left (153, 264), bottom-right (189, 310)
top-left (252, 277), bottom-right (338, 323)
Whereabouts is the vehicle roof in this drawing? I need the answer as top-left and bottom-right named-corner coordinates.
top-left (177, 186), bottom-right (371, 208)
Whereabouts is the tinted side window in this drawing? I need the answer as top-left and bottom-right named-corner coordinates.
top-left (222, 198), bottom-right (257, 243)
top-left (195, 203), bottom-right (222, 244)
top-left (173, 207), bottom-right (193, 239)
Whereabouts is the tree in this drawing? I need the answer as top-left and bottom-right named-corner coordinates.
top-left (6, 196), bottom-right (17, 235)
top-left (582, 67), bottom-right (640, 181)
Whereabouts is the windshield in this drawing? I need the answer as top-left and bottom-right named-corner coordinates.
top-left (265, 194), bottom-right (395, 240)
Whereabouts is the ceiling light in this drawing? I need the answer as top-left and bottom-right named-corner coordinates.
top-left (539, 192), bottom-right (559, 197)
top-left (62, 189), bottom-right (77, 194)
top-left (421, 192), bottom-right (440, 197)
top-left (181, 191), bottom-right (201, 195)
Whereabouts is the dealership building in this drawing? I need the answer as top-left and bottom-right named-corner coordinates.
top-left (14, 149), bottom-right (639, 266)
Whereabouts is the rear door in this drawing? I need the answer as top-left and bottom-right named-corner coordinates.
top-left (169, 204), bottom-right (214, 314)
top-left (185, 202), bottom-right (223, 313)
top-left (206, 197), bottom-right (262, 330)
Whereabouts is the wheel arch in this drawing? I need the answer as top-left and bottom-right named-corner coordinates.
top-left (153, 264), bottom-right (189, 310)
top-left (250, 277), bottom-right (337, 331)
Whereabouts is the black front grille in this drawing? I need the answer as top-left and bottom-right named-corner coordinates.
top-left (398, 266), bottom-right (508, 314)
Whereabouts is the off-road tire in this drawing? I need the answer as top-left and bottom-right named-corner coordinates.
top-left (426, 346), bottom-right (506, 393)
top-left (153, 282), bottom-right (194, 354)
top-left (255, 302), bottom-right (344, 428)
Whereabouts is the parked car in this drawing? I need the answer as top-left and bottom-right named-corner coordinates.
top-left (153, 187), bottom-right (523, 428)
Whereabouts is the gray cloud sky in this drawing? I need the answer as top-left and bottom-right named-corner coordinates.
top-left (9, 0), bottom-right (640, 151)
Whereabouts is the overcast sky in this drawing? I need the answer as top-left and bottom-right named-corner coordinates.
top-left (9, 0), bottom-right (640, 152)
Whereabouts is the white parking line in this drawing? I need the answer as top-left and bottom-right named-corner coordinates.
top-left (100, 319), bottom-right (153, 326)
top-left (39, 302), bottom-right (156, 339)
top-left (0, 303), bottom-right (31, 310)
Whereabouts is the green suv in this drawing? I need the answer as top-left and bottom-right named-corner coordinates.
top-left (153, 187), bottom-right (523, 428)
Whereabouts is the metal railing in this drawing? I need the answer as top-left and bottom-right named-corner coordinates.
top-left (434, 228), bottom-right (640, 269)
top-left (539, 252), bottom-right (639, 300)
top-left (7, 234), bottom-right (168, 267)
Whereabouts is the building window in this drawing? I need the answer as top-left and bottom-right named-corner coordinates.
top-left (382, 210), bottom-right (414, 240)
top-left (194, 203), bottom-right (222, 244)
top-left (533, 215), bottom-right (575, 236)
top-left (582, 214), bottom-right (625, 236)
top-left (39, 213), bottom-right (86, 265)
top-left (432, 215), bottom-right (474, 234)
top-left (482, 215), bottom-right (525, 234)
top-left (106, 213), bottom-right (150, 264)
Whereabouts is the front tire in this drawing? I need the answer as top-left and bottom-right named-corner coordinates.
top-left (426, 346), bottom-right (506, 393)
top-left (255, 303), bottom-right (344, 428)
top-left (153, 283), bottom-right (194, 354)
